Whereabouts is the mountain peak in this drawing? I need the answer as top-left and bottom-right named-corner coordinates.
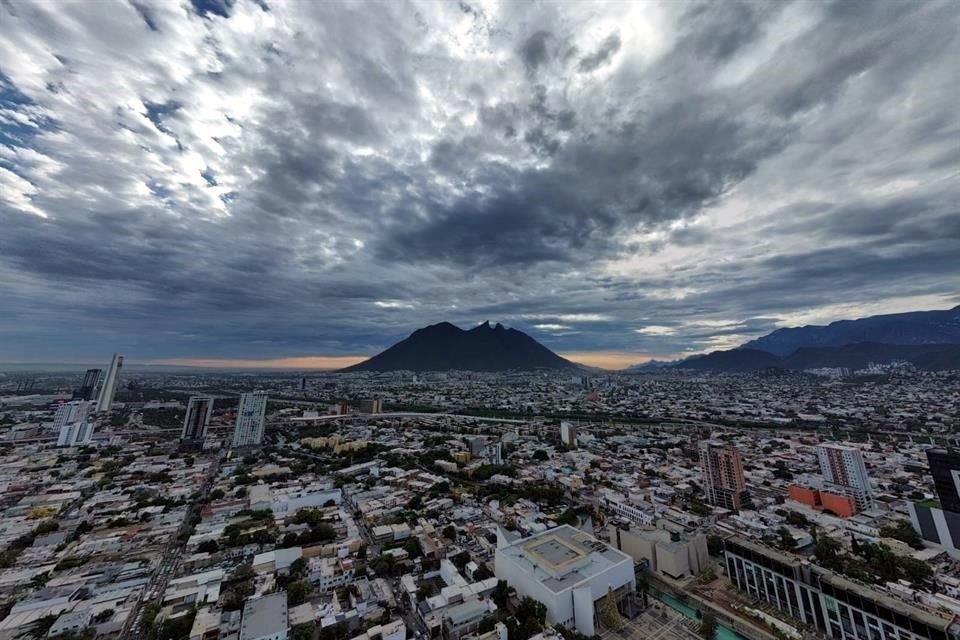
top-left (341, 321), bottom-right (580, 372)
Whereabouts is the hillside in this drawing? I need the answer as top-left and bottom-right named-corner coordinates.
top-left (340, 321), bottom-right (581, 372)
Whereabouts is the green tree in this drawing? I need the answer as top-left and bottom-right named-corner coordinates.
top-left (287, 579), bottom-right (313, 606)
top-left (879, 521), bottom-right (924, 550)
top-left (897, 556), bottom-right (933, 586)
top-left (492, 580), bottom-right (515, 608)
top-left (473, 563), bottom-right (493, 581)
top-left (291, 623), bottom-right (317, 640)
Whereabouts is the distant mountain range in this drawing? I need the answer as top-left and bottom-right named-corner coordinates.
top-left (667, 305), bottom-right (960, 373)
top-left (741, 306), bottom-right (960, 355)
top-left (340, 321), bottom-right (581, 372)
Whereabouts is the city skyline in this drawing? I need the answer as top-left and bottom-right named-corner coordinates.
top-left (1, 1), bottom-right (957, 368)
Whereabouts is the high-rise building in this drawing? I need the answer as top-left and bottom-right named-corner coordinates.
top-left (182, 396), bottom-right (215, 441)
top-left (699, 440), bottom-right (748, 511)
top-left (926, 448), bottom-right (960, 513)
top-left (910, 448), bottom-right (960, 557)
top-left (54, 400), bottom-right (91, 430)
top-left (560, 421), bottom-right (576, 449)
top-left (232, 392), bottom-right (268, 448)
top-left (73, 368), bottom-right (101, 401)
top-left (817, 443), bottom-right (874, 511)
top-left (95, 353), bottom-right (123, 413)
top-left (57, 419), bottom-right (94, 447)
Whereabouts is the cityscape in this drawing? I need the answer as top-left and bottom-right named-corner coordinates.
top-left (1, 3), bottom-right (959, 640)
top-left (3, 344), bottom-right (960, 640)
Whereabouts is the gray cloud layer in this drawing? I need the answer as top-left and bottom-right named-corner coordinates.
top-left (0, 0), bottom-right (958, 364)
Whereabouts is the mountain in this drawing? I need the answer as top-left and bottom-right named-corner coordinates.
top-left (672, 342), bottom-right (960, 373)
top-left (670, 348), bottom-right (781, 373)
top-left (741, 306), bottom-right (960, 356)
top-left (340, 321), bottom-right (581, 372)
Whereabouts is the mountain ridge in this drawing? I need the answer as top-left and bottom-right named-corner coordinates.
top-left (742, 305), bottom-right (960, 356)
top-left (340, 321), bottom-right (581, 372)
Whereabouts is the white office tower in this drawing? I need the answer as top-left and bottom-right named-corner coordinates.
top-left (560, 421), bottom-right (577, 449)
top-left (182, 396), bottom-right (215, 440)
top-left (95, 353), bottom-right (124, 413)
top-left (57, 419), bottom-right (95, 447)
top-left (54, 401), bottom-right (90, 430)
top-left (232, 392), bottom-right (268, 447)
top-left (817, 443), bottom-right (874, 511)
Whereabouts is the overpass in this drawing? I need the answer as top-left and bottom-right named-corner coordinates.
top-left (288, 411), bottom-right (527, 424)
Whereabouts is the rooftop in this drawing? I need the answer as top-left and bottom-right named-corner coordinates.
top-left (240, 593), bottom-right (288, 640)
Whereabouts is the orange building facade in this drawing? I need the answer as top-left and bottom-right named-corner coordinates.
top-left (787, 484), bottom-right (856, 518)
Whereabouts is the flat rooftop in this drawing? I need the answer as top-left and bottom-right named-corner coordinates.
top-left (240, 593), bottom-right (288, 640)
top-left (500, 525), bottom-right (632, 594)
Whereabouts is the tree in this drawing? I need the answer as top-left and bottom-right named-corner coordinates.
top-left (707, 535), bottom-right (723, 557)
top-left (880, 521), bottom-right (925, 550)
top-left (897, 556), bottom-right (933, 586)
top-left (291, 623), bottom-right (317, 640)
top-left (778, 527), bottom-right (795, 551)
top-left (473, 563), bottom-right (493, 581)
top-left (700, 613), bottom-right (717, 640)
top-left (209, 489), bottom-right (225, 500)
top-left (815, 536), bottom-right (844, 571)
top-left (403, 536), bottom-right (423, 558)
top-left (442, 525), bottom-right (457, 541)
top-left (288, 580), bottom-right (313, 606)
top-left (492, 580), bottom-right (515, 608)
top-left (417, 583), bottom-right (436, 601)
top-left (532, 449), bottom-right (549, 461)
top-left (555, 508), bottom-right (579, 527)
top-left (197, 540), bottom-right (219, 554)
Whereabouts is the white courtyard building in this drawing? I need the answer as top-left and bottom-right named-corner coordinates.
top-left (494, 525), bottom-right (635, 636)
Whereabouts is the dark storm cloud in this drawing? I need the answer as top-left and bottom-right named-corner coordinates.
top-left (0, 0), bottom-right (957, 364)
top-left (578, 33), bottom-right (621, 72)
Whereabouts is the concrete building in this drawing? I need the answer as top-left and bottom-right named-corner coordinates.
top-left (613, 527), bottom-right (708, 580)
top-left (817, 443), bottom-right (874, 511)
top-left (95, 353), bottom-right (123, 413)
top-left (788, 484), bottom-right (857, 518)
top-left (57, 420), bottom-right (94, 447)
top-left (443, 599), bottom-right (497, 640)
top-left (723, 535), bottom-right (960, 640)
top-left (699, 440), bottom-right (748, 511)
top-left (182, 396), bottom-right (215, 441)
top-left (560, 422), bottom-right (576, 449)
top-left (359, 399), bottom-right (383, 414)
top-left (240, 593), bottom-right (288, 640)
top-left (53, 401), bottom-right (90, 431)
top-left (494, 525), bottom-right (635, 636)
top-left (233, 392), bottom-right (268, 448)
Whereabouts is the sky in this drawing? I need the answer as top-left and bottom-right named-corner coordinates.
top-left (0, 0), bottom-right (958, 370)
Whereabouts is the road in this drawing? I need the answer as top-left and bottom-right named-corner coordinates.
top-left (119, 453), bottom-right (223, 640)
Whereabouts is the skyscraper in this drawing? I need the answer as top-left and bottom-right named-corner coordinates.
top-left (57, 419), bottom-right (94, 447)
top-left (817, 443), bottom-right (874, 511)
top-left (560, 421), bottom-right (577, 449)
top-left (699, 440), bottom-right (748, 511)
top-left (54, 400), bottom-right (91, 430)
top-left (73, 368), bottom-right (101, 401)
top-left (926, 448), bottom-right (960, 513)
top-left (232, 392), bottom-right (268, 448)
top-left (95, 353), bottom-right (123, 413)
top-left (182, 396), bottom-right (215, 441)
